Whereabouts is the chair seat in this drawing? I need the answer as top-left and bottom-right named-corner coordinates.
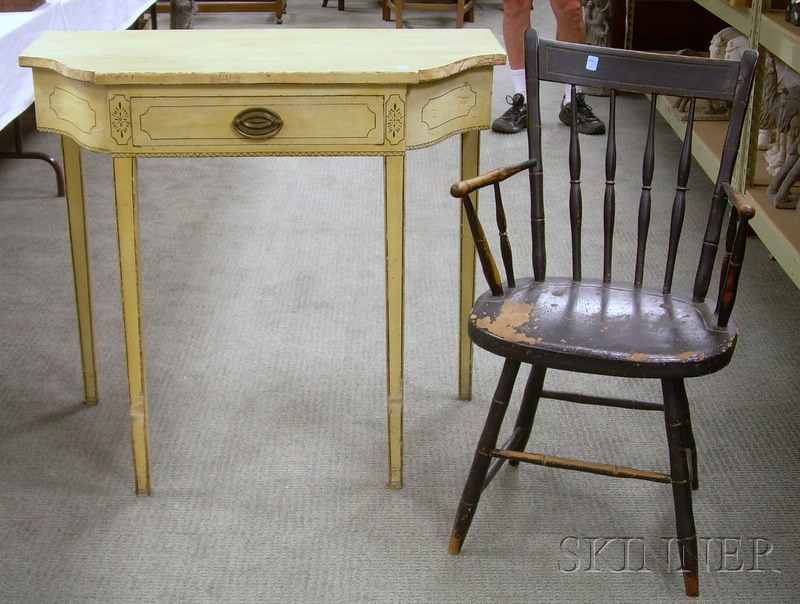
top-left (469, 277), bottom-right (738, 379)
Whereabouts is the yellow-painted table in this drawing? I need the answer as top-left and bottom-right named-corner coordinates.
top-left (20, 28), bottom-right (505, 494)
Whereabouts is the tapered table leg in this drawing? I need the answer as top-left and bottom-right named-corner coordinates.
top-left (112, 156), bottom-right (151, 496)
top-left (61, 136), bottom-right (99, 407)
top-left (458, 130), bottom-right (480, 401)
top-left (384, 154), bottom-right (405, 489)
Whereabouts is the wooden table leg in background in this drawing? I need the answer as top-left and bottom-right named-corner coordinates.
top-left (61, 136), bottom-right (99, 407)
top-left (112, 156), bottom-right (152, 496)
top-left (458, 130), bottom-right (479, 401)
top-left (384, 153), bottom-right (405, 490)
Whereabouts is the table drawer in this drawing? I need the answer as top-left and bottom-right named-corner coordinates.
top-left (129, 94), bottom-right (386, 148)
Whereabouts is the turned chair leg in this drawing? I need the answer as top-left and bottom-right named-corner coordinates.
top-left (674, 379), bottom-right (699, 490)
top-left (508, 365), bottom-right (546, 467)
top-left (662, 378), bottom-right (700, 597)
top-left (449, 359), bottom-right (521, 554)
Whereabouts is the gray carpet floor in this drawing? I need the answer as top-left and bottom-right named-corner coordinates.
top-left (1, 1), bottom-right (799, 602)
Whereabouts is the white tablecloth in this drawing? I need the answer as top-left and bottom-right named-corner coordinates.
top-left (1, 0), bottom-right (154, 130)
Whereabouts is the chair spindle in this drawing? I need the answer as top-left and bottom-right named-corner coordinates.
top-left (717, 210), bottom-right (747, 328)
top-left (461, 193), bottom-right (503, 296)
top-left (531, 155), bottom-right (546, 282)
top-left (634, 94), bottom-right (658, 287)
top-left (493, 182), bottom-right (516, 288)
top-left (716, 183), bottom-right (754, 327)
top-left (603, 90), bottom-right (618, 283)
top-left (664, 98), bottom-right (696, 294)
top-left (568, 85), bottom-right (583, 282)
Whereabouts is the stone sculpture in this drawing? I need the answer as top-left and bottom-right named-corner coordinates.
top-left (766, 86), bottom-right (800, 208)
top-left (170, 0), bottom-right (194, 29)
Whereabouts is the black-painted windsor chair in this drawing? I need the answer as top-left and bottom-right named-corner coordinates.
top-left (448, 29), bottom-right (758, 597)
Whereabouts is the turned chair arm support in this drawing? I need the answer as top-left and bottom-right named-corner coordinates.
top-left (450, 159), bottom-right (537, 296)
top-left (716, 182), bottom-right (756, 327)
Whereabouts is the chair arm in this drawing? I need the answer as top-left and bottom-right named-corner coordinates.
top-left (450, 158), bottom-right (536, 297)
top-left (721, 183), bottom-right (755, 221)
top-left (450, 158), bottom-right (538, 198)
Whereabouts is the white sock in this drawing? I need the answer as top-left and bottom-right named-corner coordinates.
top-left (564, 83), bottom-right (573, 102)
top-left (511, 69), bottom-right (526, 97)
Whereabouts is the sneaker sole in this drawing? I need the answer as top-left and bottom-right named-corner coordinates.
top-left (558, 112), bottom-right (605, 135)
top-left (491, 123), bottom-right (526, 134)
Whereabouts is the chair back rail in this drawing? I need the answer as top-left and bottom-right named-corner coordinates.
top-left (535, 37), bottom-right (745, 99)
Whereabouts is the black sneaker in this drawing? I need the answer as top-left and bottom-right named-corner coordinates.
top-left (491, 93), bottom-right (527, 133)
top-left (559, 92), bottom-right (606, 135)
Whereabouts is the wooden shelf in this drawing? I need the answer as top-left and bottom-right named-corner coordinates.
top-left (761, 11), bottom-right (800, 66)
top-left (657, 95), bottom-right (800, 287)
top-left (694, 0), bottom-right (752, 34)
top-left (748, 186), bottom-right (800, 284)
top-left (683, 0), bottom-right (800, 287)
top-left (694, 3), bottom-right (800, 69)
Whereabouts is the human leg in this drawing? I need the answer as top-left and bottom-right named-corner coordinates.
top-left (504, 0), bottom-right (533, 71)
top-left (492, 0), bottom-right (533, 133)
top-left (550, 0), bottom-right (606, 134)
top-left (493, 0), bottom-right (605, 135)
top-left (549, 0), bottom-right (585, 44)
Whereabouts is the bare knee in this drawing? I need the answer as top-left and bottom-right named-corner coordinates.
top-left (550, 0), bottom-right (585, 39)
top-left (550, 0), bottom-right (583, 28)
top-left (504, 0), bottom-right (533, 21)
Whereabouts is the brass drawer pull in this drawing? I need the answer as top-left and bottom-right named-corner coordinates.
top-left (233, 107), bottom-right (283, 138)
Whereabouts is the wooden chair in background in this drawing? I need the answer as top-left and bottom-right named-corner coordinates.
top-left (321, 0), bottom-right (345, 12)
top-left (382, 0), bottom-right (474, 28)
top-left (447, 29), bottom-right (758, 597)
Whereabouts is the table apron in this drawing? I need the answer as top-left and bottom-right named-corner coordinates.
top-left (31, 67), bottom-right (494, 156)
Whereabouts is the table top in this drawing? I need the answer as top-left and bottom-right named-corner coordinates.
top-left (19, 28), bottom-right (506, 86)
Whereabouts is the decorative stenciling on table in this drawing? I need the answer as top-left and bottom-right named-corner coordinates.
top-left (385, 94), bottom-right (405, 146)
top-left (420, 84), bottom-right (477, 131)
top-left (49, 87), bottom-right (96, 135)
top-left (109, 95), bottom-right (132, 145)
